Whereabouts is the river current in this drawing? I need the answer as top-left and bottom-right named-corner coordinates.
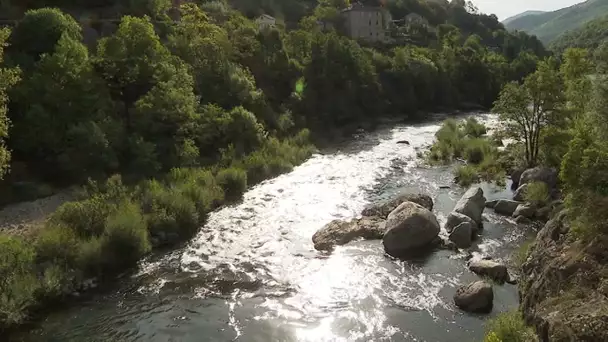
top-left (18, 113), bottom-right (535, 342)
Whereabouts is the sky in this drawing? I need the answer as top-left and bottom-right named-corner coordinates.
top-left (471, 0), bottom-right (585, 21)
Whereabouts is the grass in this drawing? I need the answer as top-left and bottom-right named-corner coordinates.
top-left (524, 182), bottom-right (550, 207)
top-left (426, 118), bottom-right (503, 187)
top-left (0, 133), bottom-right (316, 330)
top-left (513, 240), bottom-right (533, 268)
top-left (483, 311), bottom-right (537, 342)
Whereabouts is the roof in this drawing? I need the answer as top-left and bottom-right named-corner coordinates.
top-left (257, 14), bottom-right (275, 20)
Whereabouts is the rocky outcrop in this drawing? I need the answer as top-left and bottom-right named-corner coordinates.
top-left (520, 167), bottom-right (558, 189)
top-left (511, 168), bottom-right (526, 190)
top-left (445, 211), bottom-right (476, 233)
top-left (454, 281), bottom-right (494, 313)
top-left (515, 215), bottom-right (532, 225)
top-left (449, 222), bottom-right (474, 248)
top-left (312, 217), bottom-right (385, 251)
top-left (485, 199), bottom-right (499, 209)
top-left (521, 211), bottom-right (608, 342)
top-left (468, 259), bottom-right (509, 283)
top-left (514, 203), bottom-right (536, 219)
top-left (383, 201), bottom-right (440, 257)
top-left (453, 187), bottom-right (486, 226)
top-left (361, 193), bottom-right (433, 218)
top-left (494, 199), bottom-right (523, 216)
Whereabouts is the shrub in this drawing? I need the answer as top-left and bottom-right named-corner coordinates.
top-left (242, 153), bottom-right (271, 184)
top-left (484, 311), bottom-right (537, 342)
top-left (454, 165), bottom-right (479, 186)
top-left (101, 201), bottom-right (151, 271)
top-left (216, 167), bottom-right (247, 201)
top-left (40, 264), bottom-right (72, 298)
top-left (462, 117), bottom-right (487, 138)
top-left (464, 138), bottom-right (494, 164)
top-left (524, 182), bottom-right (550, 206)
top-left (513, 240), bottom-right (533, 267)
top-left (0, 235), bottom-right (39, 327)
top-left (50, 197), bottom-right (112, 238)
top-left (76, 237), bottom-right (105, 277)
top-left (35, 224), bottom-right (79, 265)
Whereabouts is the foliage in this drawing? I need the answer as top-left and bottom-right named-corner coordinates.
top-left (505, 0), bottom-right (608, 44)
top-left (492, 58), bottom-right (565, 167)
top-left (454, 164), bottom-right (478, 187)
top-left (216, 167), bottom-right (248, 201)
top-left (483, 311), bottom-right (537, 342)
top-left (0, 28), bottom-right (20, 180)
top-left (550, 14), bottom-right (608, 54)
top-left (524, 182), bottom-right (550, 207)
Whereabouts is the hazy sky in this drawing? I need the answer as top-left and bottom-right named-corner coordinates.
top-left (471, 0), bottom-right (585, 20)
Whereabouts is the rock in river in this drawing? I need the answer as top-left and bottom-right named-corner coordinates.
top-left (313, 216), bottom-right (385, 251)
top-left (382, 201), bottom-right (440, 257)
top-left (513, 203), bottom-right (536, 219)
top-left (361, 193), bottom-right (433, 218)
top-left (468, 259), bottom-right (509, 283)
top-left (449, 222), bottom-right (474, 249)
top-left (493, 199), bottom-right (523, 216)
top-left (453, 187), bottom-right (486, 226)
top-left (454, 281), bottom-right (494, 313)
top-left (520, 167), bottom-right (558, 189)
top-left (445, 212), bottom-right (476, 233)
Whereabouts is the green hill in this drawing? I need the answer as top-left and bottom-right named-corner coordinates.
top-left (550, 13), bottom-right (608, 53)
top-left (504, 0), bottom-right (608, 44)
top-left (502, 10), bottom-right (546, 26)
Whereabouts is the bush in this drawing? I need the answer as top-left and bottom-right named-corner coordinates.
top-left (216, 167), bottom-right (247, 201)
top-left (76, 236), bottom-right (105, 277)
top-left (50, 197), bottom-right (113, 238)
top-left (484, 311), bottom-right (537, 342)
top-left (524, 182), bottom-right (550, 206)
top-left (464, 138), bottom-right (495, 164)
top-left (462, 117), bottom-right (487, 138)
top-left (454, 164), bottom-right (479, 186)
top-left (35, 224), bottom-right (79, 265)
top-left (0, 235), bottom-right (39, 327)
top-left (101, 201), bottom-right (151, 271)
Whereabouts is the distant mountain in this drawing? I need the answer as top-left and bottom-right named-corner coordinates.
top-left (504, 0), bottom-right (608, 44)
top-left (502, 10), bottom-right (546, 25)
top-left (550, 13), bottom-right (608, 53)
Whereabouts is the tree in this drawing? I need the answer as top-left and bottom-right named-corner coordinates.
top-left (0, 28), bottom-right (20, 180)
top-left (493, 59), bottom-right (565, 167)
top-left (561, 48), bottom-right (593, 119)
top-left (9, 34), bottom-right (114, 181)
top-left (8, 8), bottom-right (82, 70)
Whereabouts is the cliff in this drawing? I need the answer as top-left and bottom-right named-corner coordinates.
top-left (520, 210), bottom-right (608, 341)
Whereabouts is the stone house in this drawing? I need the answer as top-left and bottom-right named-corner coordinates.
top-left (341, 3), bottom-right (391, 42)
top-left (256, 14), bottom-right (276, 30)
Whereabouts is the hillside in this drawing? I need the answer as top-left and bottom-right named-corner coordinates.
top-left (505, 0), bottom-right (608, 44)
top-left (550, 13), bottom-right (608, 52)
top-left (502, 10), bottom-right (545, 26)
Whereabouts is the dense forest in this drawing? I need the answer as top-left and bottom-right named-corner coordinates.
top-left (550, 13), bottom-right (608, 54)
top-left (504, 0), bottom-right (608, 45)
top-left (0, 0), bottom-right (548, 333)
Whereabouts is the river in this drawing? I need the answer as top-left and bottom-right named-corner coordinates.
top-left (17, 113), bottom-right (536, 342)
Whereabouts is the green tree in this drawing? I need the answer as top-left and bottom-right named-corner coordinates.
top-left (493, 59), bottom-right (565, 167)
top-left (8, 8), bottom-right (82, 70)
top-left (561, 48), bottom-right (593, 119)
top-left (10, 34), bottom-right (114, 181)
top-left (0, 28), bottom-right (20, 180)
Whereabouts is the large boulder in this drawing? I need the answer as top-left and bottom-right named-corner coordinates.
top-left (361, 193), bottom-right (433, 218)
top-left (510, 168), bottom-right (526, 190)
top-left (382, 201), bottom-right (440, 257)
top-left (445, 211), bottom-right (476, 233)
top-left (453, 187), bottom-right (486, 225)
top-left (454, 281), bottom-right (494, 313)
top-left (485, 200), bottom-right (499, 209)
top-left (520, 167), bottom-right (558, 189)
top-left (513, 184), bottom-right (529, 201)
top-left (494, 199), bottom-right (523, 216)
top-left (468, 259), bottom-right (509, 283)
top-left (514, 203), bottom-right (536, 219)
top-left (449, 222), bottom-right (474, 248)
top-left (313, 217), bottom-right (385, 251)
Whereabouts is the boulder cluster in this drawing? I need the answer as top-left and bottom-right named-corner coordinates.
top-left (312, 185), bottom-right (519, 315)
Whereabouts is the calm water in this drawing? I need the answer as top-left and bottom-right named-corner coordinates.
top-left (16, 113), bottom-right (535, 342)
